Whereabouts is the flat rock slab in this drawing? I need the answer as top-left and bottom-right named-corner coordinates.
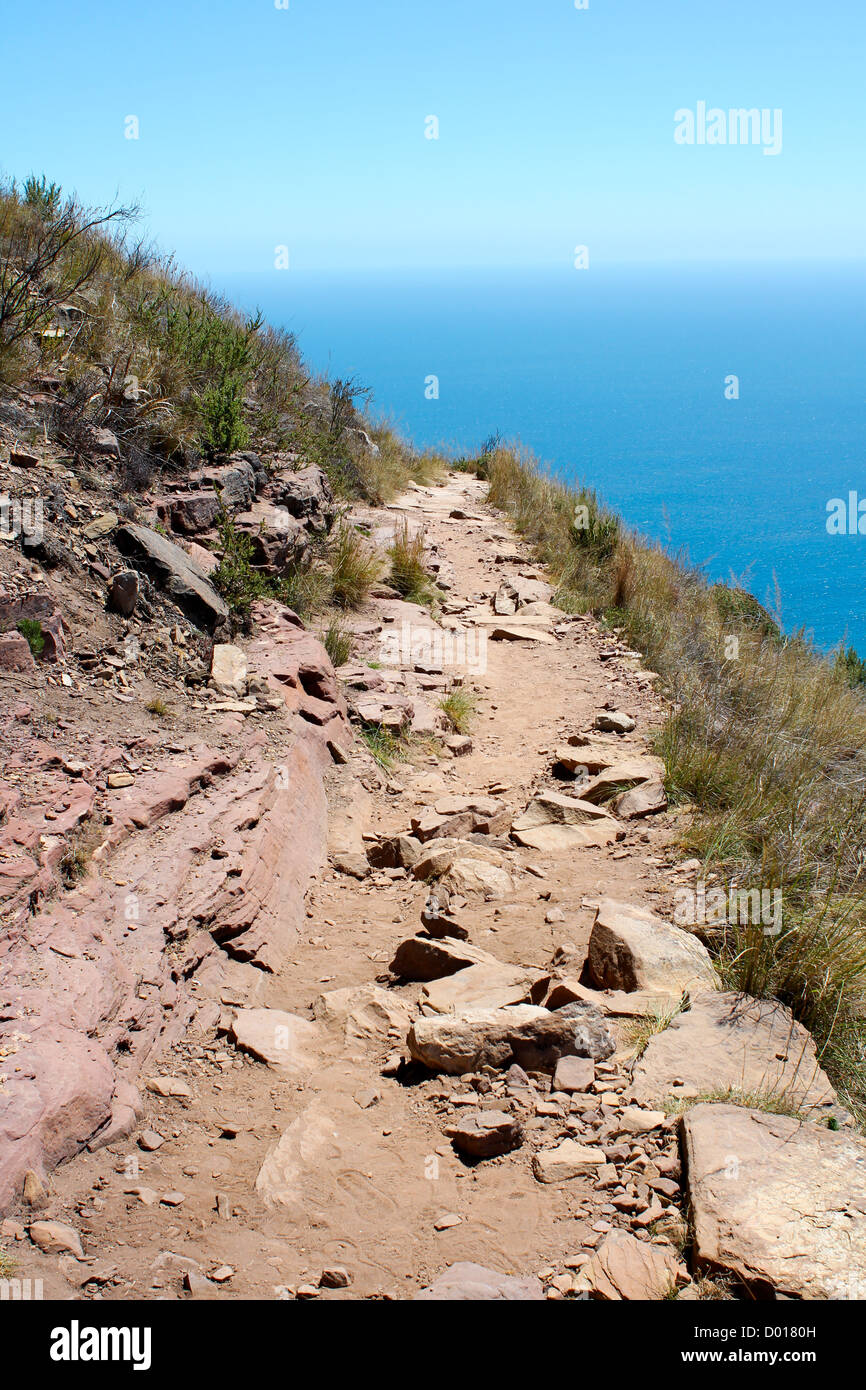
top-left (628, 991), bottom-right (837, 1116)
top-left (553, 1054), bottom-right (595, 1093)
top-left (580, 758), bottom-right (665, 803)
top-left (115, 522), bottom-right (229, 628)
top-left (315, 984), bottom-right (412, 1048)
top-left (554, 739), bottom-right (635, 776)
top-left (533, 1139), bottom-right (605, 1182)
top-left (408, 1002), bottom-right (614, 1075)
top-left (578, 1229), bottom-right (686, 1300)
top-left (415, 1262), bottom-right (544, 1300)
top-left (683, 1103), bottom-right (866, 1299)
top-left (211, 643), bottom-right (247, 694)
top-left (511, 792), bottom-right (621, 851)
top-left (547, 977), bottom-right (682, 1019)
top-left (612, 780), bottom-right (668, 819)
top-left (587, 898), bottom-right (718, 999)
top-left (489, 625), bottom-right (557, 645)
top-left (420, 962), bottom-right (547, 1016)
top-left (229, 1008), bottom-right (319, 1073)
top-left (413, 837), bottom-right (506, 880)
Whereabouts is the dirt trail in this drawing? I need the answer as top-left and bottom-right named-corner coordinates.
top-left (14, 472), bottom-right (685, 1301)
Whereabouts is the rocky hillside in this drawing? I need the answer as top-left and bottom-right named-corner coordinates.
top-left (1, 177), bottom-right (866, 1302)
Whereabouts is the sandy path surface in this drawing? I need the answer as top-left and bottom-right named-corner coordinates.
top-left (17, 472), bottom-right (684, 1301)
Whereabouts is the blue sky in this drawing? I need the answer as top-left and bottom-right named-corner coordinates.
top-left (1, 0), bottom-right (864, 272)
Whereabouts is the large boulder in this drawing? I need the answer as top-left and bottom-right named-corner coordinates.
top-left (683, 1104), bottom-right (866, 1299)
top-left (159, 491), bottom-right (222, 535)
top-left (411, 796), bottom-right (509, 843)
top-left (0, 630), bottom-right (36, 673)
top-left (115, 523), bottom-right (229, 628)
top-left (407, 1002), bottom-right (615, 1075)
top-left (628, 991), bottom-right (838, 1117)
top-left (314, 983), bottom-right (411, 1048)
top-left (189, 458), bottom-right (257, 511)
top-left (247, 600), bottom-right (349, 743)
top-left (0, 1024), bottom-right (114, 1212)
top-left (442, 857), bottom-right (514, 900)
top-left (612, 781), bottom-right (668, 819)
top-left (585, 899), bottom-right (718, 999)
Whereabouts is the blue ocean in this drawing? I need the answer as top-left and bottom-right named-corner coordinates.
top-left (219, 264), bottom-right (866, 654)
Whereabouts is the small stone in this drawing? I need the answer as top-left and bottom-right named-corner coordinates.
top-left (594, 711), bottom-right (636, 734)
top-left (138, 1129), bottom-right (165, 1151)
top-left (553, 1055), bottom-right (596, 1094)
top-left (160, 1191), bottom-right (186, 1207)
top-left (146, 1076), bottom-right (193, 1098)
top-left (22, 1169), bottom-right (48, 1209)
top-left (444, 1109), bottom-right (522, 1159)
top-left (124, 1186), bottom-right (159, 1206)
top-left (617, 1106), bottom-right (666, 1135)
top-left (434, 1213), bottom-right (463, 1231)
top-left (107, 771), bottom-right (134, 789)
top-left (29, 1220), bottom-right (84, 1257)
top-left (319, 1266), bottom-right (351, 1288)
top-left (445, 734), bottom-right (473, 756)
top-left (108, 570), bottom-right (139, 616)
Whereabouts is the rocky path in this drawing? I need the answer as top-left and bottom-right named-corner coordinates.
top-left (4, 472), bottom-right (861, 1302)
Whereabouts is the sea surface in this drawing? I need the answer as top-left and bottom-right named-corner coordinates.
top-left (218, 263), bottom-right (866, 653)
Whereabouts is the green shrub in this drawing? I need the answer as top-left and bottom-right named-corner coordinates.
top-left (198, 376), bottom-right (248, 458)
top-left (319, 618), bottom-right (353, 669)
top-left (329, 523), bottom-right (380, 609)
top-left (438, 685), bottom-right (476, 734)
top-left (211, 508), bottom-right (268, 618)
top-left (359, 722), bottom-right (404, 770)
top-left (835, 645), bottom-right (866, 688)
top-left (711, 583), bottom-right (781, 640)
top-left (387, 521), bottom-right (433, 603)
top-left (16, 618), bottom-right (44, 655)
